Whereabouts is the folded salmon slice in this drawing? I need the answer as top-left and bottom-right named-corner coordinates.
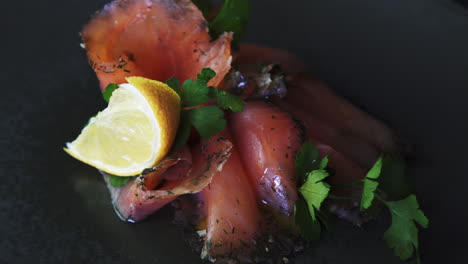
top-left (140, 146), bottom-right (192, 190)
top-left (82, 0), bottom-right (232, 89)
top-left (285, 75), bottom-right (399, 154)
top-left (201, 133), bottom-right (261, 262)
top-left (104, 136), bottom-right (232, 223)
top-left (235, 43), bottom-right (402, 154)
top-left (230, 101), bottom-right (303, 216)
top-left (274, 99), bottom-right (380, 169)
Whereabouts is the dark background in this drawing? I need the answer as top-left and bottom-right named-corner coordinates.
top-left (2, 0), bottom-right (468, 263)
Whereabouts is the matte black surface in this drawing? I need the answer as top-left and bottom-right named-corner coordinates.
top-left (2, 0), bottom-right (468, 263)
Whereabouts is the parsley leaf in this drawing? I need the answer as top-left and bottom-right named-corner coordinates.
top-left (197, 68), bottom-right (216, 83)
top-left (299, 169), bottom-right (330, 221)
top-left (165, 77), bottom-right (181, 93)
top-left (209, 88), bottom-right (245, 112)
top-left (294, 198), bottom-right (321, 240)
top-left (173, 103), bottom-right (227, 145)
top-left (173, 111), bottom-right (193, 147)
top-left (102, 83), bottom-right (119, 102)
top-left (294, 141), bottom-right (331, 239)
top-left (383, 195), bottom-right (429, 261)
top-left (209, 0), bottom-right (251, 45)
top-left (109, 174), bottom-right (132, 187)
top-left (190, 105), bottom-right (226, 140)
top-left (360, 155), bottom-right (383, 210)
top-left (180, 79), bottom-right (211, 107)
top-left (358, 155), bottom-right (428, 261)
top-left (295, 142), bottom-right (321, 185)
top-left (319, 155), bottom-right (329, 170)
top-left (167, 68), bottom-right (245, 146)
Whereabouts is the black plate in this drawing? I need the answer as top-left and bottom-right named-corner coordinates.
top-left (3, 0), bottom-right (468, 263)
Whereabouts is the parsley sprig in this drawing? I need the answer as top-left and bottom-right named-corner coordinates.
top-left (108, 174), bottom-right (133, 187)
top-left (193, 0), bottom-right (251, 47)
top-left (360, 155), bottom-right (383, 210)
top-left (166, 68), bottom-right (245, 146)
top-left (294, 142), bottom-right (330, 239)
top-left (294, 142), bottom-right (429, 262)
top-left (209, 0), bottom-right (250, 45)
top-left (360, 155), bottom-right (429, 262)
top-left (102, 83), bottom-right (119, 103)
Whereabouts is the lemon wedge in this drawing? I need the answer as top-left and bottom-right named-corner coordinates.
top-left (65, 77), bottom-right (181, 176)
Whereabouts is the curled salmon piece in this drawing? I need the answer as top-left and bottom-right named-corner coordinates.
top-left (82, 0), bottom-right (232, 89)
top-left (201, 132), bottom-right (261, 263)
top-left (141, 146), bottom-right (192, 190)
top-left (230, 101), bottom-right (304, 216)
top-left (103, 136), bottom-right (233, 223)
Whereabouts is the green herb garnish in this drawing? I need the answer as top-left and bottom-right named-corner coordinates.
top-left (295, 141), bottom-right (321, 185)
top-left (382, 195), bottom-right (429, 261)
top-left (294, 142), bottom-right (429, 262)
top-left (165, 77), bottom-right (180, 93)
top-left (209, 0), bottom-right (250, 45)
top-left (294, 142), bottom-right (330, 240)
top-left (102, 83), bottom-right (119, 103)
top-left (197, 67), bottom-right (217, 82)
top-left (299, 168), bottom-right (330, 222)
top-left (358, 155), bottom-right (429, 262)
top-left (194, 0), bottom-right (250, 47)
top-left (187, 105), bottom-right (226, 140)
top-left (360, 155), bottom-right (383, 210)
top-left (179, 79), bottom-right (213, 107)
top-left (108, 174), bottom-right (132, 187)
top-left (209, 88), bottom-right (245, 112)
top-left (165, 67), bottom-right (245, 146)
top-left (294, 197), bottom-right (321, 239)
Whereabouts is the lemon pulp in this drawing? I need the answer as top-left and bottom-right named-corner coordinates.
top-left (65, 77), bottom-right (180, 176)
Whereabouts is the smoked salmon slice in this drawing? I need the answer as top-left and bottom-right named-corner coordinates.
top-left (230, 101), bottom-right (303, 216)
top-left (285, 75), bottom-right (400, 154)
top-left (235, 43), bottom-right (402, 154)
top-left (82, 0), bottom-right (232, 89)
top-left (274, 99), bottom-right (380, 169)
top-left (201, 133), bottom-right (261, 262)
top-left (103, 135), bottom-right (232, 223)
